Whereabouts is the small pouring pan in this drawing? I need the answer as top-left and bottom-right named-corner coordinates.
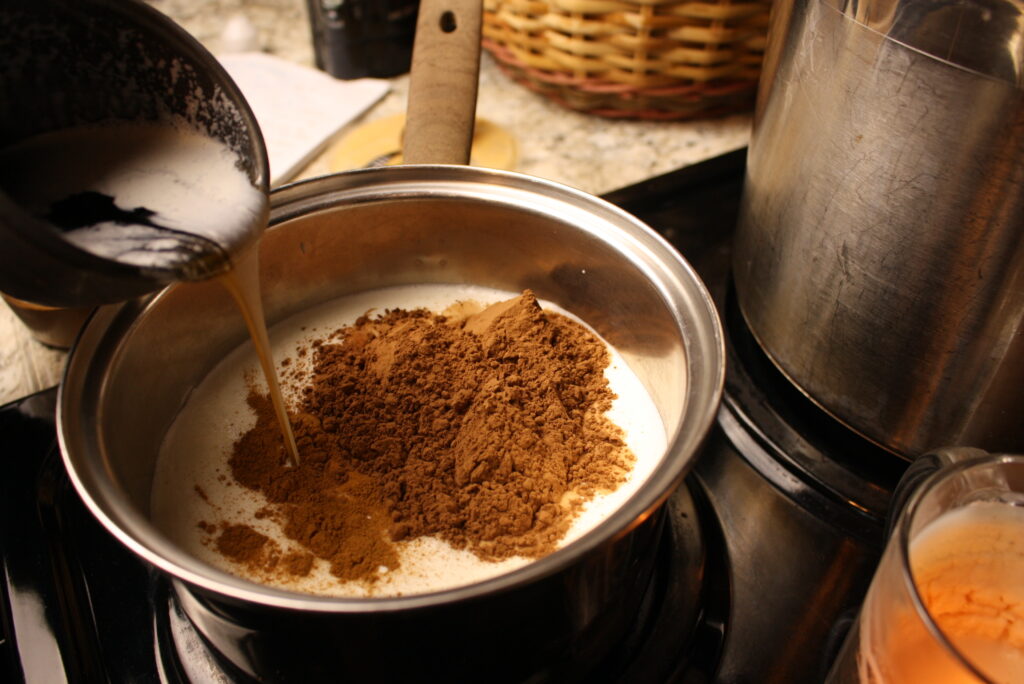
top-left (58, 1), bottom-right (725, 680)
top-left (0, 0), bottom-right (268, 307)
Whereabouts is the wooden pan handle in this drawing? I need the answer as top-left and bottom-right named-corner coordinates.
top-left (402, 0), bottom-right (482, 165)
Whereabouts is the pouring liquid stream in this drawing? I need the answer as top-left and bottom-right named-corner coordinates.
top-left (0, 120), bottom-right (299, 466)
top-left (217, 247), bottom-right (301, 467)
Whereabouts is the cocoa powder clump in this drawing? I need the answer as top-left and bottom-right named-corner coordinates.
top-left (213, 522), bottom-right (315, 580)
top-left (216, 523), bottom-right (270, 565)
top-left (223, 291), bottom-right (634, 586)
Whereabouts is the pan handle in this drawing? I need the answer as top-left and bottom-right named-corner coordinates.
top-left (402, 0), bottom-right (482, 165)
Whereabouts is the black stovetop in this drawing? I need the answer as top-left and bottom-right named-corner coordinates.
top-left (1, 149), bottom-right (905, 683)
top-left (1, 388), bottom-right (160, 681)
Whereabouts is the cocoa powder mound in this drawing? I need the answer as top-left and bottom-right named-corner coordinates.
top-left (226, 393), bottom-right (399, 582)
top-left (224, 290), bottom-right (634, 586)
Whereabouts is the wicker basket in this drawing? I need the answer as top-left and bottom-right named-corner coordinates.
top-left (482, 0), bottom-right (772, 120)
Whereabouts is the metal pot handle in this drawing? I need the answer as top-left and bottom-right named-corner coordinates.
top-left (403, 0), bottom-right (482, 165)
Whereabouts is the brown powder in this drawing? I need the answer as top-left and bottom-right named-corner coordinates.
top-left (211, 521), bottom-right (316, 580)
top-left (220, 291), bottom-right (633, 587)
top-left (280, 549), bottom-right (315, 577)
top-left (193, 484), bottom-right (210, 504)
top-left (216, 523), bottom-right (270, 565)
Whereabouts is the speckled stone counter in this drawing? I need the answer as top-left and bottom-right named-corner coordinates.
top-left (152, 0), bottom-right (751, 195)
top-left (0, 0), bottom-right (752, 405)
top-left (299, 58), bottom-right (751, 195)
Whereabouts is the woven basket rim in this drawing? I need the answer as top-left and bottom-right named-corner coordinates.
top-left (482, 0), bottom-right (770, 119)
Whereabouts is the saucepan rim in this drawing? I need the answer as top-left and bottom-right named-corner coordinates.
top-left (58, 164), bottom-right (725, 613)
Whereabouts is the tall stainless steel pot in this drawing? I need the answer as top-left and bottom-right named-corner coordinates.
top-left (733, 0), bottom-right (1024, 457)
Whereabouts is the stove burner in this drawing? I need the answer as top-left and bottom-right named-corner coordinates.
top-left (151, 482), bottom-right (729, 683)
top-left (1, 389), bottom-right (728, 684)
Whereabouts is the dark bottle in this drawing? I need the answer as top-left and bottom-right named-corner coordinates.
top-left (306, 0), bottom-right (419, 79)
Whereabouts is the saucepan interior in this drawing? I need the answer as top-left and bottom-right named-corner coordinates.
top-left (59, 164), bottom-right (723, 610)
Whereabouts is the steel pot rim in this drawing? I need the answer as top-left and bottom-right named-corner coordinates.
top-left (58, 164), bottom-right (725, 613)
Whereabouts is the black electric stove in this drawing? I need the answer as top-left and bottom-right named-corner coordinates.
top-left (1, 149), bottom-right (906, 683)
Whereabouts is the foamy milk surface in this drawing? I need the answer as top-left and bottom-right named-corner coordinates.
top-left (0, 122), bottom-right (266, 272)
top-left (151, 284), bottom-right (669, 597)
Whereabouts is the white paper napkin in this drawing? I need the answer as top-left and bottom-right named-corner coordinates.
top-left (219, 52), bottom-right (390, 186)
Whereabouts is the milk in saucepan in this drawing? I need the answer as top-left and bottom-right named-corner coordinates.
top-left (151, 284), bottom-right (670, 598)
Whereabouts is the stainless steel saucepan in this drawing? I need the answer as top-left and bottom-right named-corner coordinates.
top-left (57, 1), bottom-right (725, 680)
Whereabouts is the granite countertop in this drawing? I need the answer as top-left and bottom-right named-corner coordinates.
top-left (155, 0), bottom-right (751, 195)
top-left (0, 0), bottom-right (751, 406)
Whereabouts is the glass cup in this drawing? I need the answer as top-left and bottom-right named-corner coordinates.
top-left (826, 452), bottom-right (1024, 683)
